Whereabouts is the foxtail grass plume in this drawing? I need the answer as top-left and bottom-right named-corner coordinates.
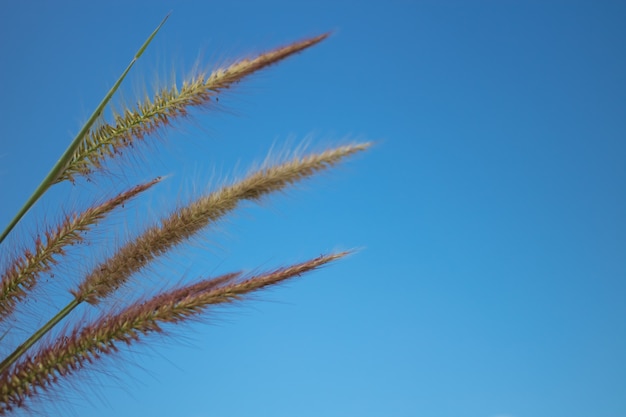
top-left (0, 253), bottom-right (346, 414)
top-left (0, 15), bottom-right (368, 416)
top-left (58, 34), bottom-right (330, 184)
top-left (75, 143), bottom-right (369, 305)
top-left (0, 178), bottom-right (161, 319)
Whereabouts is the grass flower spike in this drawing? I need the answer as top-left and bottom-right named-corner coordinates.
top-left (0, 178), bottom-right (161, 320)
top-left (74, 143), bottom-right (369, 305)
top-left (0, 253), bottom-right (346, 414)
top-left (60, 33), bottom-right (330, 183)
top-left (0, 16), bottom-right (368, 415)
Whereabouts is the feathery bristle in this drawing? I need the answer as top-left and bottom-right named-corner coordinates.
top-left (0, 252), bottom-right (345, 413)
top-left (0, 178), bottom-right (161, 319)
top-left (73, 143), bottom-right (368, 304)
top-left (57, 34), bottom-right (330, 183)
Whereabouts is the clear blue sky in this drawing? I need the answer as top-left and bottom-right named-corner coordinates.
top-left (1, 1), bottom-right (625, 417)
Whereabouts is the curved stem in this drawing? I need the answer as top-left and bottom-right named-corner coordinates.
top-left (0, 298), bottom-right (79, 375)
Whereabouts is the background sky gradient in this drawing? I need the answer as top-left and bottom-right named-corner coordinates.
top-left (1, 1), bottom-right (625, 417)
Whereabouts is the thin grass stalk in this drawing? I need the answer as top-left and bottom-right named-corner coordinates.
top-left (0, 15), bottom-right (169, 246)
top-left (58, 33), bottom-right (329, 183)
top-left (0, 253), bottom-right (345, 413)
top-left (0, 178), bottom-right (161, 320)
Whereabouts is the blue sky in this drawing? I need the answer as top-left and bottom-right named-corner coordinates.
top-left (1, 1), bottom-right (625, 416)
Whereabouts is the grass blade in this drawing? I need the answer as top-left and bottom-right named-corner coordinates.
top-left (0, 13), bottom-right (169, 245)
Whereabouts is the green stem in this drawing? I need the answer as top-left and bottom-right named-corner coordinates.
top-left (0, 298), bottom-right (79, 375)
top-left (0, 13), bottom-right (170, 246)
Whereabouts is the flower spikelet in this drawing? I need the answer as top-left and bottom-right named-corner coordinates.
top-left (0, 253), bottom-right (345, 413)
top-left (73, 143), bottom-right (369, 304)
top-left (58, 34), bottom-right (330, 183)
top-left (0, 178), bottom-right (161, 318)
